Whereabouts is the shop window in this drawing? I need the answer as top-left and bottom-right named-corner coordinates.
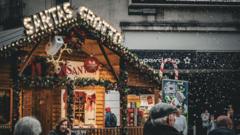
top-left (61, 89), bottom-right (96, 127)
top-left (0, 88), bottom-right (12, 128)
top-left (127, 94), bottom-right (155, 126)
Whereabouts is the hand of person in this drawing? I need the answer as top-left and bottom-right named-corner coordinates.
top-left (66, 128), bottom-right (71, 135)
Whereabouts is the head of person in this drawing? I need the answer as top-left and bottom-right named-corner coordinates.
top-left (148, 103), bottom-right (177, 127)
top-left (13, 116), bottom-right (42, 135)
top-left (215, 115), bottom-right (233, 129)
top-left (147, 96), bottom-right (153, 105)
top-left (105, 107), bottom-right (111, 113)
top-left (55, 118), bottom-right (70, 133)
top-left (176, 105), bottom-right (183, 116)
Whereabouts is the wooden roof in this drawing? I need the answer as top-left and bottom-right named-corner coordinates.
top-left (0, 16), bottom-right (161, 87)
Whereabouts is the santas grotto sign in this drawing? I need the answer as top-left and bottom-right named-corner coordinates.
top-left (23, 2), bottom-right (122, 44)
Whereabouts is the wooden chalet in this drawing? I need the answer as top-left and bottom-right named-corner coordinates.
top-left (0, 3), bottom-right (162, 135)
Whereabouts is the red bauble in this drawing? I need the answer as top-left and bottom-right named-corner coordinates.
top-left (84, 57), bottom-right (99, 73)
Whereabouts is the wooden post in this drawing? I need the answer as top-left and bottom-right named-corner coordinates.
top-left (118, 58), bottom-right (128, 135)
top-left (11, 52), bottom-right (21, 132)
top-left (66, 80), bottom-right (74, 127)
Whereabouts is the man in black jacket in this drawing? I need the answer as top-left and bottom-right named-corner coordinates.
top-left (208, 115), bottom-right (236, 135)
top-left (144, 103), bottom-right (182, 135)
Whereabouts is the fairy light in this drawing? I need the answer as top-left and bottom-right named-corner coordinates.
top-left (23, 17), bottom-right (34, 35)
top-left (23, 2), bottom-right (73, 36)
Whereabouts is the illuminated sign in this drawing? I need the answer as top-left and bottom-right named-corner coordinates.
top-left (23, 3), bottom-right (73, 35)
top-left (78, 7), bottom-right (122, 44)
top-left (23, 3), bottom-right (122, 44)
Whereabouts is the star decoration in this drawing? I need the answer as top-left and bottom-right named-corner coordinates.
top-left (184, 57), bottom-right (191, 64)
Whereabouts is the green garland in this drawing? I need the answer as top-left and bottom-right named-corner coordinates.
top-left (119, 58), bottom-right (128, 135)
top-left (66, 80), bottom-right (74, 126)
top-left (21, 76), bottom-right (114, 89)
top-left (11, 53), bottom-right (21, 131)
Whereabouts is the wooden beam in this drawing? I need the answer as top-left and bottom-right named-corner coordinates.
top-left (19, 43), bottom-right (40, 76)
top-left (98, 43), bottom-right (119, 82)
top-left (92, 52), bottom-right (116, 56)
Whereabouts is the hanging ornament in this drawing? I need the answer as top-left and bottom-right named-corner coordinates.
top-left (84, 56), bottom-right (100, 73)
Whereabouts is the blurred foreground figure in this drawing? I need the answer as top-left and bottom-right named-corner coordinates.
top-left (14, 116), bottom-right (42, 135)
top-left (208, 115), bottom-right (236, 135)
top-left (144, 103), bottom-right (182, 135)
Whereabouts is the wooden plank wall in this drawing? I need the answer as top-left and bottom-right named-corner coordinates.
top-left (22, 90), bottom-right (32, 116)
top-left (127, 69), bottom-right (157, 88)
top-left (99, 67), bottom-right (116, 82)
top-left (51, 88), bottom-right (62, 129)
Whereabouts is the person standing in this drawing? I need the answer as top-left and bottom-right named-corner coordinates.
top-left (208, 115), bottom-right (236, 135)
top-left (208, 115), bottom-right (216, 132)
top-left (174, 106), bottom-right (187, 135)
top-left (48, 118), bottom-right (75, 135)
top-left (144, 103), bottom-right (182, 135)
top-left (105, 107), bottom-right (117, 127)
top-left (201, 110), bottom-right (210, 135)
top-left (13, 116), bottom-right (42, 135)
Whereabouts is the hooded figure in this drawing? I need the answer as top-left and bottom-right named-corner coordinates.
top-left (144, 103), bottom-right (182, 135)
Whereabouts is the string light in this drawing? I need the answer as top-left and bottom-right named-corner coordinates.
top-left (0, 5), bottom-right (161, 87)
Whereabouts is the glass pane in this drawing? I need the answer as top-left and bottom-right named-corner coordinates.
top-left (0, 89), bottom-right (11, 124)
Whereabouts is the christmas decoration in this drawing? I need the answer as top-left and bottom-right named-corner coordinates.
top-left (159, 58), bottom-right (179, 80)
top-left (11, 53), bottom-right (21, 131)
top-left (0, 4), bottom-right (161, 87)
top-left (47, 43), bottom-right (72, 73)
top-left (21, 76), bottom-right (113, 89)
top-left (84, 56), bottom-right (100, 73)
top-left (118, 58), bottom-right (129, 135)
top-left (66, 80), bottom-right (74, 126)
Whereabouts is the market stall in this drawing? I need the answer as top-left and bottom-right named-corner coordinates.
top-left (0, 2), bottom-right (162, 135)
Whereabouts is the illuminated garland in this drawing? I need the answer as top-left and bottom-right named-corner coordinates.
top-left (21, 76), bottom-right (113, 89)
top-left (1, 5), bottom-right (161, 87)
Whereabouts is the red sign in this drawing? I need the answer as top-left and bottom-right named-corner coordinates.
top-left (84, 57), bottom-right (99, 73)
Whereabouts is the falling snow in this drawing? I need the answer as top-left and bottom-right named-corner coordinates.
top-left (132, 50), bottom-right (240, 128)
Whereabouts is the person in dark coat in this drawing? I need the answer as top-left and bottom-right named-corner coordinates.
top-left (144, 103), bottom-right (182, 135)
top-left (208, 115), bottom-right (236, 135)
